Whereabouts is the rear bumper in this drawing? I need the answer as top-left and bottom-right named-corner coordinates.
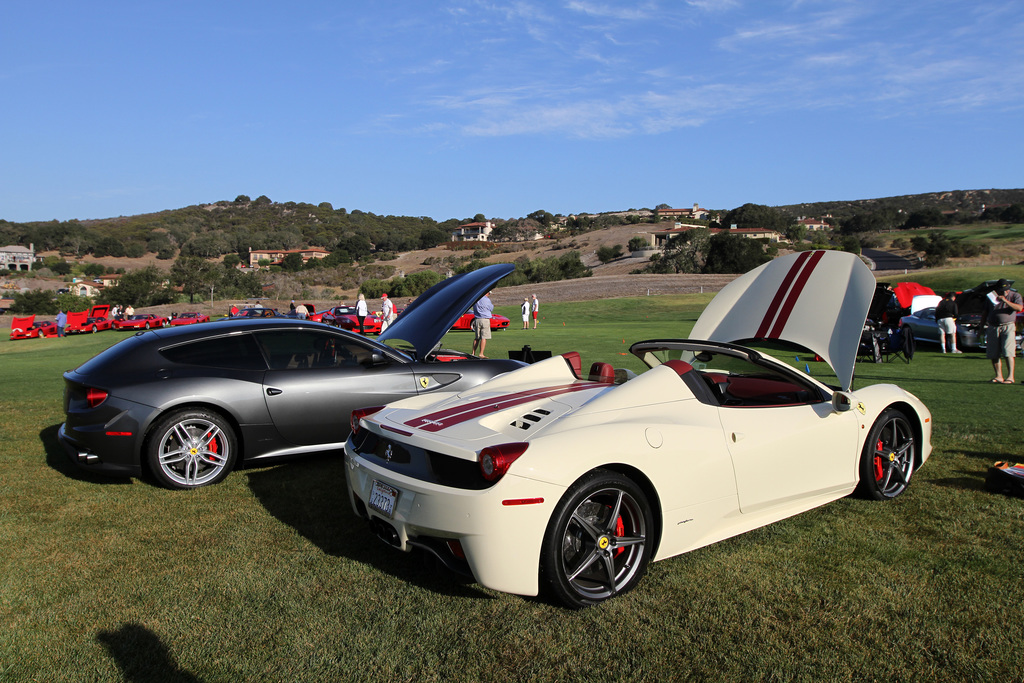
top-left (58, 421), bottom-right (143, 478)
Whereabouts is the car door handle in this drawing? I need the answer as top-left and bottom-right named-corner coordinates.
top-left (266, 387), bottom-right (283, 396)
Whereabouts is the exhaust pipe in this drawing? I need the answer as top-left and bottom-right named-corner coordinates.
top-left (369, 518), bottom-right (401, 547)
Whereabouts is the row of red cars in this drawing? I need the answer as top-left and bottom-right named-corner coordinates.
top-left (11, 300), bottom-right (512, 341)
top-left (8, 306), bottom-right (211, 340)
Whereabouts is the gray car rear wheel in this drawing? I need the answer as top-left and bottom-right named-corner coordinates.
top-left (147, 409), bottom-right (237, 489)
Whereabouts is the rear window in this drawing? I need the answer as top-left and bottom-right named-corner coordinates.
top-left (160, 334), bottom-right (266, 370)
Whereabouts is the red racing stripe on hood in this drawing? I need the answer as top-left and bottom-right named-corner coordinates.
top-left (404, 382), bottom-right (603, 432)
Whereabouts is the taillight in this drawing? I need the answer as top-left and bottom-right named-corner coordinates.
top-left (351, 406), bottom-right (384, 435)
top-left (479, 443), bottom-right (529, 482)
top-left (85, 388), bottom-right (108, 408)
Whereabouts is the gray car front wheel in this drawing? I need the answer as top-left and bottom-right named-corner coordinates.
top-left (146, 409), bottom-right (237, 489)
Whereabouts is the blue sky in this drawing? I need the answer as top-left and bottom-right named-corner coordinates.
top-left (2, 0), bottom-right (1022, 223)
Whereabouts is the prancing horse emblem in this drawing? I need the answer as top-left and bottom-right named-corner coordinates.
top-left (384, 444), bottom-right (394, 463)
top-left (419, 376), bottom-right (430, 389)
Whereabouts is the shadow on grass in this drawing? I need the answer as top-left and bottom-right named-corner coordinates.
top-left (96, 623), bottom-right (199, 682)
top-left (246, 452), bottom-right (494, 601)
top-left (40, 424), bottom-right (133, 486)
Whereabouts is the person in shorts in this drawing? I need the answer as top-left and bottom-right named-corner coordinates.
top-left (471, 291), bottom-right (493, 358)
top-left (986, 279), bottom-right (1023, 384)
top-left (935, 291), bottom-right (960, 354)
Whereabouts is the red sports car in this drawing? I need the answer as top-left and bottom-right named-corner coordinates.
top-left (451, 312), bottom-right (510, 331)
top-left (9, 315), bottom-right (59, 340)
top-left (65, 305), bottom-right (114, 334)
top-left (113, 314), bottom-right (168, 330)
top-left (321, 305), bottom-right (384, 334)
top-left (168, 312), bottom-right (211, 326)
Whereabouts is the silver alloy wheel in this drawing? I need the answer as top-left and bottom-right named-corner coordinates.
top-left (860, 408), bottom-right (915, 500)
top-left (557, 485), bottom-right (648, 602)
top-left (155, 416), bottom-right (231, 487)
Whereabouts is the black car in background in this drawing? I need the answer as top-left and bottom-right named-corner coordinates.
top-left (59, 265), bottom-right (523, 489)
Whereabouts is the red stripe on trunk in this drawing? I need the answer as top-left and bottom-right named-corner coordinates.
top-left (405, 382), bottom-right (603, 432)
top-left (767, 250), bottom-right (825, 339)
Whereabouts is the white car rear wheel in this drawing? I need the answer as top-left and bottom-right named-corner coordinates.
top-left (540, 470), bottom-right (652, 608)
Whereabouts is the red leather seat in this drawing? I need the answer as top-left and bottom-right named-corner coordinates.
top-left (588, 362), bottom-right (615, 383)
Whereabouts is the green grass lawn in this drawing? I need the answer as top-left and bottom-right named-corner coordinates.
top-left (2, 297), bottom-right (1023, 681)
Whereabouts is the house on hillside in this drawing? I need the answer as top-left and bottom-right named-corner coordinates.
top-left (1, 243), bottom-right (35, 272)
top-left (451, 221), bottom-right (494, 242)
top-left (646, 224), bottom-right (782, 251)
top-left (646, 224), bottom-right (710, 250)
top-left (654, 204), bottom-right (710, 222)
top-left (248, 247), bottom-right (330, 268)
top-left (797, 216), bottom-right (832, 231)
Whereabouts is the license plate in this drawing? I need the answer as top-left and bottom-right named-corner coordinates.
top-left (368, 480), bottom-right (400, 518)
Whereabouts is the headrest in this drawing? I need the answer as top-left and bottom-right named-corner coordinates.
top-left (588, 362), bottom-right (615, 383)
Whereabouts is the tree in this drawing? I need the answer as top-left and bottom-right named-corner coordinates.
top-left (645, 229), bottom-right (710, 274)
top-left (419, 227), bottom-right (448, 249)
top-left (840, 235), bottom-right (861, 254)
top-left (596, 245), bottom-right (623, 263)
top-left (98, 267), bottom-right (171, 308)
top-left (721, 204), bottom-right (788, 232)
top-left (628, 236), bottom-right (648, 252)
top-left (702, 233), bottom-right (771, 274)
top-left (527, 210), bottom-right (554, 228)
top-left (8, 290), bottom-right (58, 314)
top-left (170, 256), bottom-right (219, 303)
top-left (785, 224), bottom-right (808, 242)
top-left (902, 208), bottom-right (945, 229)
top-left (280, 253), bottom-right (305, 272)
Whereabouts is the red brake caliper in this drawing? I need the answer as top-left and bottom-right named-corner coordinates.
top-left (614, 516), bottom-right (625, 557)
top-left (205, 429), bottom-right (219, 462)
top-left (873, 438), bottom-right (884, 481)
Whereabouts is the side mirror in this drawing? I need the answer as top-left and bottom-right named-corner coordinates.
top-left (831, 391), bottom-right (854, 413)
top-left (369, 351), bottom-right (388, 367)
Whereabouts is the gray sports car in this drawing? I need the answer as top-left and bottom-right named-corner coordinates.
top-left (59, 265), bottom-right (523, 489)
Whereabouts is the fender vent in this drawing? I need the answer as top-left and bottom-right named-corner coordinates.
top-left (510, 408), bottom-right (551, 430)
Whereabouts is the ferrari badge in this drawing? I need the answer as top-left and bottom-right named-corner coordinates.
top-left (419, 376), bottom-right (430, 389)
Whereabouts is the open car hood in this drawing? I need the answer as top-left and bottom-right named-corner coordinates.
top-left (689, 250), bottom-right (875, 391)
top-left (910, 295), bottom-right (941, 315)
top-left (377, 263), bottom-right (515, 359)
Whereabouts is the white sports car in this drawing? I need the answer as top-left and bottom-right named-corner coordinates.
top-left (343, 251), bottom-right (932, 607)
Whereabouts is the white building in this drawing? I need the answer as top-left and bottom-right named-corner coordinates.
top-left (1, 243), bottom-right (35, 272)
top-left (451, 221), bottom-right (494, 242)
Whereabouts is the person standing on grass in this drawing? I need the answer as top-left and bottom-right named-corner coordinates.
top-left (531, 293), bottom-right (539, 329)
top-left (356, 293), bottom-right (368, 335)
top-left (987, 279), bottom-right (1023, 384)
top-left (936, 291), bottom-right (961, 354)
top-left (521, 297), bottom-right (530, 329)
top-left (471, 291), bottom-right (493, 358)
top-left (56, 309), bottom-right (66, 337)
top-left (380, 293), bottom-right (394, 333)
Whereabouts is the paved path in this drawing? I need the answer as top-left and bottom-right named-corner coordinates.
top-left (863, 248), bottom-right (919, 272)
